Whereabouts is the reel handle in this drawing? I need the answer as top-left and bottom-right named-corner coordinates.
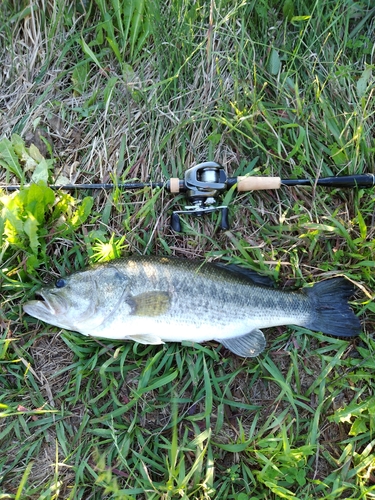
top-left (170, 212), bottom-right (182, 232)
top-left (220, 207), bottom-right (229, 230)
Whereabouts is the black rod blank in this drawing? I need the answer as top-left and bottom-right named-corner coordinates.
top-left (1, 174), bottom-right (374, 192)
top-left (281, 174), bottom-right (375, 189)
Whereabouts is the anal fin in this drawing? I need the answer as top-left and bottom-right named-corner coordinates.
top-left (218, 329), bottom-right (266, 357)
top-left (126, 334), bottom-right (165, 345)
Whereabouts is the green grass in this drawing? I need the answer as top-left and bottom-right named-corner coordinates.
top-left (1, 0), bottom-right (375, 498)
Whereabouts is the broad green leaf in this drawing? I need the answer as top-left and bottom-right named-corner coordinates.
top-left (349, 418), bottom-right (368, 436)
top-left (237, 495), bottom-right (249, 500)
top-left (10, 134), bottom-right (37, 172)
top-left (72, 62), bottom-right (89, 95)
top-left (26, 253), bottom-right (40, 272)
top-left (2, 197), bottom-right (24, 237)
top-left (19, 183), bottom-right (54, 223)
top-left (23, 215), bottom-right (40, 255)
top-left (0, 137), bottom-right (24, 181)
top-left (28, 144), bottom-right (44, 162)
top-left (329, 143), bottom-right (347, 165)
top-left (329, 399), bottom-right (371, 424)
top-left (357, 67), bottom-right (372, 98)
top-left (11, 133), bottom-right (28, 157)
top-left (268, 48), bottom-right (281, 75)
top-left (70, 196), bottom-right (94, 227)
top-left (52, 191), bottom-right (75, 221)
top-left (30, 159), bottom-right (53, 184)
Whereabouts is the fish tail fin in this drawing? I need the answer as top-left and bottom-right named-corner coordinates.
top-left (304, 278), bottom-right (361, 337)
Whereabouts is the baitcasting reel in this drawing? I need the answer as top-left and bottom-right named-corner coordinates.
top-left (169, 162), bottom-right (229, 232)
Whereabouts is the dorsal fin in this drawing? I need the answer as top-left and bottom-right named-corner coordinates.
top-left (213, 263), bottom-right (274, 287)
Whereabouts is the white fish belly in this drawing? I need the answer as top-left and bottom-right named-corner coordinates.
top-left (77, 310), bottom-right (308, 343)
top-left (79, 316), bottom-right (242, 342)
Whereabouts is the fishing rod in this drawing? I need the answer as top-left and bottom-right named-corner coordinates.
top-left (2, 162), bottom-right (374, 231)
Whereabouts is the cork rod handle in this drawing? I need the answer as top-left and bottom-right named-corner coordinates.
top-left (237, 176), bottom-right (281, 191)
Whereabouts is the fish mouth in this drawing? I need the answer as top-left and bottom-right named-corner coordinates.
top-left (23, 290), bottom-right (66, 321)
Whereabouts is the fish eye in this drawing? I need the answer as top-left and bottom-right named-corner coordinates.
top-left (55, 278), bottom-right (67, 288)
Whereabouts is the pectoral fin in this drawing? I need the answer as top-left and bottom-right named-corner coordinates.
top-left (218, 329), bottom-right (266, 357)
top-left (127, 291), bottom-right (171, 317)
top-left (126, 334), bottom-right (164, 345)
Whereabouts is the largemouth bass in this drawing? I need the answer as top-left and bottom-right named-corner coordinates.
top-left (23, 256), bottom-right (361, 357)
